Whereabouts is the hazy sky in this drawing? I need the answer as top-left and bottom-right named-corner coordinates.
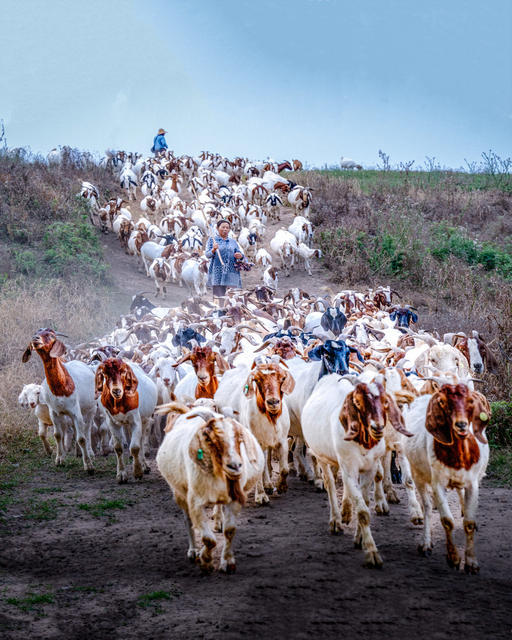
top-left (1, 0), bottom-right (511, 168)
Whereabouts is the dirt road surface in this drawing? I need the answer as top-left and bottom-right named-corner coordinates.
top-left (2, 202), bottom-right (511, 639)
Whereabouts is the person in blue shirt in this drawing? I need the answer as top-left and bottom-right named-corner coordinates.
top-left (205, 219), bottom-right (244, 304)
top-left (152, 128), bottom-right (168, 155)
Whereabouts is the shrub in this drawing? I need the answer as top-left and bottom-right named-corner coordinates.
top-left (488, 402), bottom-right (512, 448)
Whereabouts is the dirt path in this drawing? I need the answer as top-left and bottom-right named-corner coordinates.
top-left (101, 202), bottom-right (337, 312)
top-left (2, 203), bottom-right (512, 639)
top-left (1, 455), bottom-right (511, 639)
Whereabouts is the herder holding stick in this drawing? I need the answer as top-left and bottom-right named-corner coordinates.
top-left (205, 219), bottom-right (244, 306)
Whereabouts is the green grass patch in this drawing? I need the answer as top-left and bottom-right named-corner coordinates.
top-left (24, 498), bottom-right (61, 521)
top-left (33, 487), bottom-right (63, 494)
top-left (6, 592), bottom-right (54, 614)
top-left (137, 588), bottom-right (182, 613)
top-left (78, 498), bottom-right (127, 519)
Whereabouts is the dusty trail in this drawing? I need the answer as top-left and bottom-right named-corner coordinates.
top-left (1, 457), bottom-right (511, 639)
top-left (2, 201), bottom-right (512, 639)
top-left (102, 202), bottom-right (336, 310)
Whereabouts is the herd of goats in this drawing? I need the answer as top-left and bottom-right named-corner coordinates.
top-left (18, 149), bottom-right (499, 575)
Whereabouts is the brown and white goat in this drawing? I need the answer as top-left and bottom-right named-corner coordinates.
top-left (302, 376), bottom-right (411, 567)
top-left (404, 384), bottom-right (490, 573)
top-left (215, 361), bottom-right (295, 504)
top-left (22, 328), bottom-right (97, 472)
top-left (95, 358), bottom-right (157, 483)
top-left (173, 346), bottom-right (229, 400)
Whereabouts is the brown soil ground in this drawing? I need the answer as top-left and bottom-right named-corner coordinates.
top-left (2, 202), bottom-right (511, 639)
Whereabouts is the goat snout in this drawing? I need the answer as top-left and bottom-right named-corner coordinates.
top-left (474, 363), bottom-right (483, 373)
top-left (225, 460), bottom-right (242, 476)
top-left (163, 378), bottom-right (171, 385)
top-left (454, 420), bottom-right (469, 435)
top-left (111, 387), bottom-right (123, 399)
top-left (266, 397), bottom-right (281, 412)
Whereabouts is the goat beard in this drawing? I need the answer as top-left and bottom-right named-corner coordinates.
top-left (226, 476), bottom-right (246, 505)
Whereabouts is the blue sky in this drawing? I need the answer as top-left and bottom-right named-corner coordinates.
top-left (1, 0), bottom-right (511, 168)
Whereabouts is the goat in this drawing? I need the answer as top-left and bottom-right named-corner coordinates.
top-left (302, 376), bottom-right (411, 567)
top-left (287, 186), bottom-right (312, 218)
top-left (308, 339), bottom-right (364, 377)
top-left (148, 257), bottom-right (173, 297)
top-left (263, 266), bottom-right (279, 291)
top-left (173, 345), bottom-right (229, 400)
top-left (22, 328), bottom-right (96, 472)
top-left (215, 360), bottom-right (295, 504)
top-left (95, 358), bottom-right (157, 483)
top-left (445, 331), bottom-right (498, 375)
top-left (404, 384), bottom-right (490, 573)
top-left (296, 243), bottom-right (322, 276)
top-left (270, 229), bottom-right (297, 277)
top-left (255, 248), bottom-right (272, 269)
top-left (156, 404), bottom-right (264, 573)
top-left (18, 383), bottom-right (58, 456)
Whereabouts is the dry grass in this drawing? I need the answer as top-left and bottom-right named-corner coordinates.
top-left (0, 278), bottom-right (119, 459)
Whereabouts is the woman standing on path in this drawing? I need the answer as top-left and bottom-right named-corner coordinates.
top-left (205, 219), bottom-right (244, 304)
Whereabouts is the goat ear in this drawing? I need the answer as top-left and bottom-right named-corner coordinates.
top-left (94, 365), bottom-right (105, 399)
top-left (188, 430), bottom-right (211, 471)
top-left (281, 370), bottom-right (295, 395)
top-left (22, 346), bottom-right (32, 363)
top-left (481, 342), bottom-right (498, 374)
top-left (243, 372), bottom-right (256, 398)
top-left (50, 339), bottom-right (66, 358)
top-left (339, 392), bottom-right (360, 441)
top-left (214, 352), bottom-right (230, 374)
top-left (349, 346), bottom-right (365, 363)
top-left (425, 393), bottom-right (453, 445)
top-left (123, 367), bottom-right (139, 394)
top-left (469, 391), bottom-right (490, 444)
top-left (384, 393), bottom-right (413, 437)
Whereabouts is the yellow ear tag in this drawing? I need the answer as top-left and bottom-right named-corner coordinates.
top-left (479, 412), bottom-right (489, 422)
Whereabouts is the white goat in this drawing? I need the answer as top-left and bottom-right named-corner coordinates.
top-left (156, 404), bottom-right (264, 573)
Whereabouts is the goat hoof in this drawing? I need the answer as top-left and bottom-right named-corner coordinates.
top-left (375, 503), bottom-right (389, 516)
top-left (187, 549), bottom-right (197, 562)
top-left (329, 519), bottom-right (343, 535)
top-left (446, 554), bottom-right (460, 570)
top-left (411, 516), bottom-right (424, 526)
top-left (117, 472), bottom-right (128, 484)
top-left (199, 563), bottom-right (214, 575)
top-left (221, 562), bottom-right (236, 574)
top-left (417, 545), bottom-right (432, 557)
top-left (143, 467), bottom-right (151, 475)
top-left (354, 539), bottom-right (363, 550)
top-left (464, 562), bottom-right (479, 575)
top-left (255, 494), bottom-right (270, 505)
top-left (87, 468), bottom-right (95, 476)
top-left (264, 487), bottom-right (274, 496)
top-left (363, 551), bottom-right (383, 569)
